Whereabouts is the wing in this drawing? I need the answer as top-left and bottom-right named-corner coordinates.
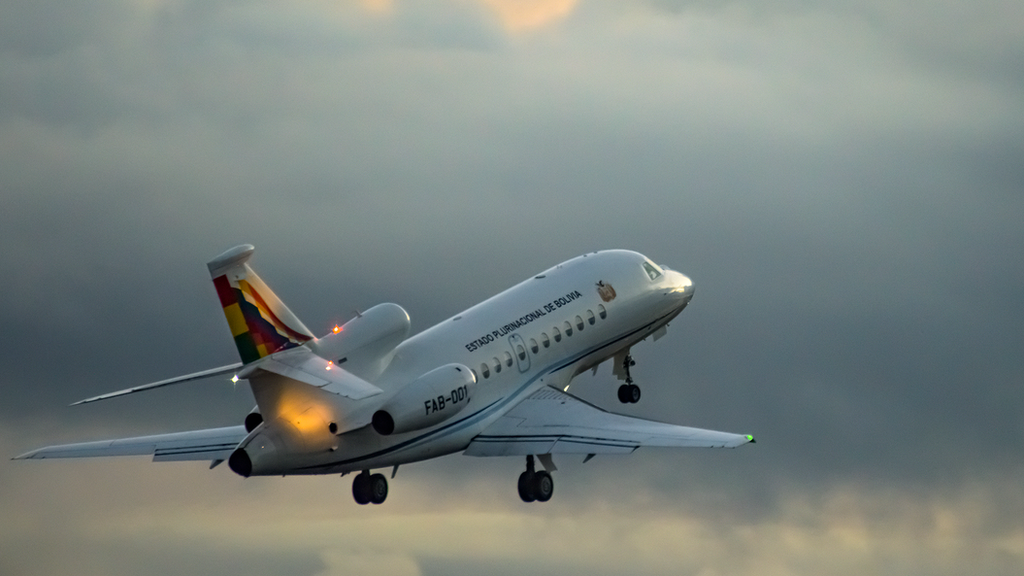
top-left (13, 425), bottom-right (248, 463)
top-left (464, 386), bottom-right (753, 457)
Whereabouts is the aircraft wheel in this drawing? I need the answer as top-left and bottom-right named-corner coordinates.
top-left (617, 384), bottom-right (631, 404)
top-left (369, 473), bottom-right (388, 504)
top-left (533, 470), bottom-right (554, 502)
top-left (352, 473), bottom-right (371, 505)
top-left (628, 384), bottom-right (641, 403)
top-left (518, 471), bottom-right (536, 502)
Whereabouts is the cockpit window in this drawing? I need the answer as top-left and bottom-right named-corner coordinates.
top-left (642, 261), bottom-right (663, 281)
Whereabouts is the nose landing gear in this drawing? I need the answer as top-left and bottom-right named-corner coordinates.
top-left (517, 455), bottom-right (554, 503)
top-left (617, 353), bottom-right (641, 404)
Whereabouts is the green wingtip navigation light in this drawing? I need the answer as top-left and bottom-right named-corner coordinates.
top-left (746, 435), bottom-right (756, 443)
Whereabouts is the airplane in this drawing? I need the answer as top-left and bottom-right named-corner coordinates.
top-left (15, 245), bottom-right (754, 504)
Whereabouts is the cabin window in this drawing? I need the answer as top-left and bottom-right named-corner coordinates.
top-left (643, 260), bottom-right (663, 281)
top-left (480, 363), bottom-right (490, 378)
top-left (529, 338), bottom-right (539, 353)
top-left (575, 315), bottom-right (584, 331)
top-left (503, 351), bottom-right (514, 367)
top-left (541, 333), bottom-right (550, 348)
top-left (516, 344), bottom-right (526, 361)
top-left (493, 358), bottom-right (502, 373)
top-left (564, 321), bottom-right (573, 337)
top-left (598, 304), bottom-right (607, 319)
top-left (552, 327), bottom-right (561, 342)
top-left (586, 310), bottom-right (596, 325)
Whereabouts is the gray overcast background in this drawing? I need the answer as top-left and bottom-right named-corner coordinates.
top-left (2, 1), bottom-right (1023, 575)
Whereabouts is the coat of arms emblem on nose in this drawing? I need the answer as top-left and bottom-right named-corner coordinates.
top-left (596, 281), bottom-right (616, 302)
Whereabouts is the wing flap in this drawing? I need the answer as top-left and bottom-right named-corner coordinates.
top-left (14, 425), bottom-right (248, 462)
top-left (464, 386), bottom-right (752, 457)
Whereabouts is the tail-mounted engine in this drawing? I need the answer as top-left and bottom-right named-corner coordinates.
top-left (307, 303), bottom-right (411, 380)
top-left (372, 364), bottom-right (476, 435)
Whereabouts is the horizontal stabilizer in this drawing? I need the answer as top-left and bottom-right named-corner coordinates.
top-left (13, 426), bottom-right (248, 462)
top-left (464, 386), bottom-right (753, 457)
top-left (71, 363), bottom-right (243, 406)
top-left (238, 346), bottom-right (382, 400)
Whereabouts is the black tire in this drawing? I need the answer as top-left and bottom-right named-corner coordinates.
top-left (369, 473), bottom-right (388, 504)
top-left (617, 384), bottom-right (631, 404)
top-left (533, 471), bottom-right (554, 502)
top-left (518, 471), bottom-right (536, 502)
top-left (352, 473), bottom-right (371, 505)
top-left (628, 384), bottom-right (641, 403)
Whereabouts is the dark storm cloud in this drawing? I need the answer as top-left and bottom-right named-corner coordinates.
top-left (2, 0), bottom-right (1023, 574)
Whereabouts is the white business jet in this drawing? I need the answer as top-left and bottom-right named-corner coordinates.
top-left (16, 245), bottom-right (753, 504)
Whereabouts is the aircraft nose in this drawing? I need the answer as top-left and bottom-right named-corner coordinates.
top-left (664, 270), bottom-right (694, 305)
top-left (678, 273), bottom-right (695, 303)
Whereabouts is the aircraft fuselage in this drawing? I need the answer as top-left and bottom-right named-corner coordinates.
top-left (237, 249), bottom-right (694, 476)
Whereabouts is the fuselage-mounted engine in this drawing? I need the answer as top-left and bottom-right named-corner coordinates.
top-left (371, 363), bottom-right (476, 435)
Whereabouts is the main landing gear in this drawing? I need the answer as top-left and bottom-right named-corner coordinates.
top-left (517, 455), bottom-right (554, 503)
top-left (617, 353), bottom-right (641, 404)
top-left (352, 470), bottom-right (388, 505)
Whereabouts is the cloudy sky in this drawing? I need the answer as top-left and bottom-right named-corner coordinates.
top-left (2, 0), bottom-right (1023, 574)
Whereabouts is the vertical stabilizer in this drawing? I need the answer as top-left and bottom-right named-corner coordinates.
top-left (207, 245), bottom-right (314, 364)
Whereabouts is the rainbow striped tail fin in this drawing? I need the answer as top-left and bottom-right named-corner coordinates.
top-left (207, 245), bottom-right (314, 364)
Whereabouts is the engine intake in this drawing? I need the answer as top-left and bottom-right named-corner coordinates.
top-left (228, 448), bottom-right (252, 477)
top-left (244, 411), bottom-right (263, 433)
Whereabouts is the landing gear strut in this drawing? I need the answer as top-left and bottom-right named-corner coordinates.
top-left (517, 455), bottom-right (553, 503)
top-left (352, 470), bottom-right (388, 505)
top-left (617, 353), bottom-right (641, 404)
